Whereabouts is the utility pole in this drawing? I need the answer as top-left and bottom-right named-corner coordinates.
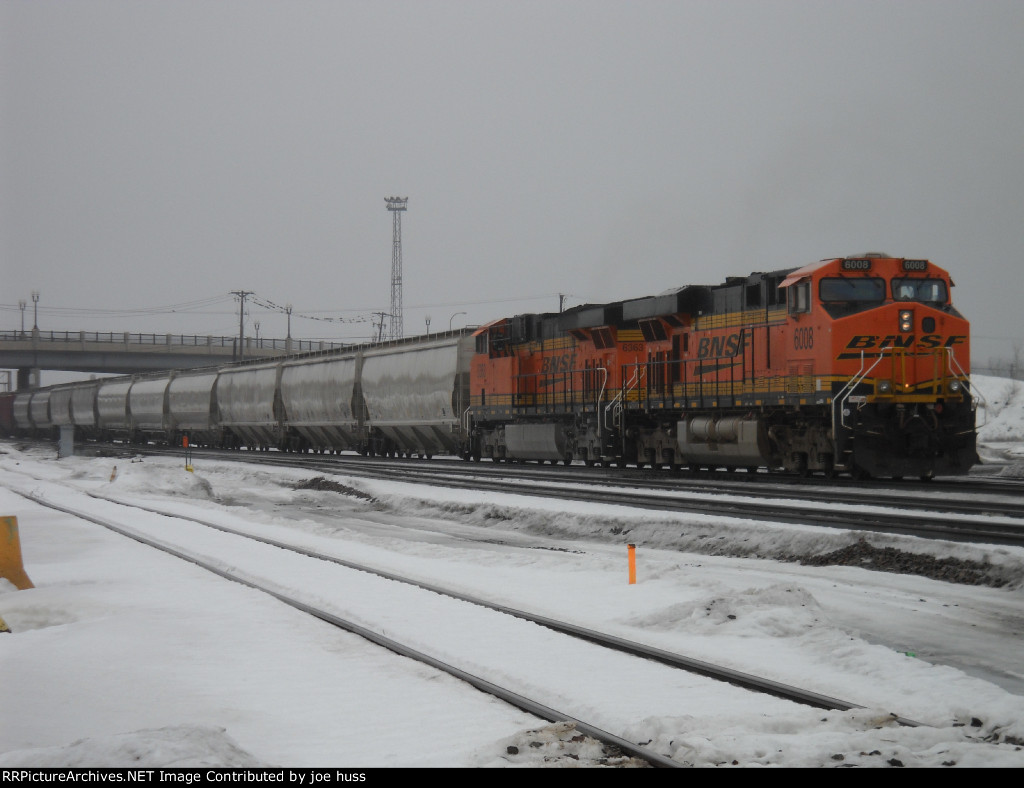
top-left (372, 312), bottom-right (390, 342)
top-left (231, 290), bottom-right (253, 359)
top-left (31, 291), bottom-right (39, 330)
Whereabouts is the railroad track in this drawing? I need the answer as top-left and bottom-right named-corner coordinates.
top-left (137, 446), bottom-right (1024, 548)
top-left (4, 470), bottom-right (931, 767)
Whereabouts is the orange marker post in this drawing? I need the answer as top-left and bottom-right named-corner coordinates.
top-left (628, 543), bottom-right (636, 585)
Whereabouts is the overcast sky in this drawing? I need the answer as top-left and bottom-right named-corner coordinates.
top-left (2, 0), bottom-right (1022, 364)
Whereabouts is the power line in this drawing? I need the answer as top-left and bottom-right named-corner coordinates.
top-left (247, 295), bottom-right (369, 324)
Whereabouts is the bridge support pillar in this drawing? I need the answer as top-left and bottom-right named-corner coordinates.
top-left (58, 425), bottom-right (75, 459)
top-left (16, 368), bottom-right (40, 390)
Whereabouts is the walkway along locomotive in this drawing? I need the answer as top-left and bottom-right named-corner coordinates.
top-left (1, 254), bottom-right (979, 480)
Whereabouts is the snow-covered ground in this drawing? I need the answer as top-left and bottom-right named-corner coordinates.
top-left (0, 375), bottom-right (1022, 768)
top-left (976, 374), bottom-right (1024, 464)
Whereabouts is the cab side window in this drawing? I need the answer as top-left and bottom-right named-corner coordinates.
top-left (788, 282), bottom-right (811, 314)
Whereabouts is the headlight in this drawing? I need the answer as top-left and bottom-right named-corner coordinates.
top-left (877, 380), bottom-right (893, 394)
top-left (899, 309), bottom-right (914, 332)
top-left (948, 379), bottom-right (962, 393)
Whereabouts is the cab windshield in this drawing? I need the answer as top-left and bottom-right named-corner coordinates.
top-left (819, 277), bottom-right (886, 303)
top-left (892, 278), bottom-right (948, 304)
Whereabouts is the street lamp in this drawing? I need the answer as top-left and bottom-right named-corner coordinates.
top-left (31, 291), bottom-right (39, 330)
top-left (449, 311), bottom-right (467, 331)
top-left (425, 315), bottom-right (431, 337)
top-left (19, 300), bottom-right (26, 336)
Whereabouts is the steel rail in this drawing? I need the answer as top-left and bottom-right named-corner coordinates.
top-left (169, 448), bottom-right (1024, 548)
top-left (12, 487), bottom-right (681, 769)
top-left (16, 478), bottom-right (925, 728)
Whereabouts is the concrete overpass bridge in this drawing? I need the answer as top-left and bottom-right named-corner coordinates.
top-left (0, 329), bottom-right (346, 390)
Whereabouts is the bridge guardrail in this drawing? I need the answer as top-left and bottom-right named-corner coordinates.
top-left (0, 330), bottom-right (344, 354)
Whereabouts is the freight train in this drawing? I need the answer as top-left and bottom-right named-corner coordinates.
top-left (1, 253), bottom-right (979, 480)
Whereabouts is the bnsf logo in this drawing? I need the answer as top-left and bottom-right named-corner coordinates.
top-left (697, 333), bottom-right (750, 358)
top-left (845, 335), bottom-right (967, 350)
top-left (540, 353), bottom-right (576, 374)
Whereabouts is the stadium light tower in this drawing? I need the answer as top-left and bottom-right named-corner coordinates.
top-left (385, 196), bottom-right (408, 340)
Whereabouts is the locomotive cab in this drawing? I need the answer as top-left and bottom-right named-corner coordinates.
top-left (779, 253), bottom-right (978, 479)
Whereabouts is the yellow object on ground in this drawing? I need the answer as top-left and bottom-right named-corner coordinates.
top-left (0, 516), bottom-right (35, 590)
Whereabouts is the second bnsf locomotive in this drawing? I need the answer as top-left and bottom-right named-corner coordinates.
top-left (470, 253), bottom-right (977, 479)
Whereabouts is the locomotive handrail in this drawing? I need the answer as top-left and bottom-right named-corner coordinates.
top-left (835, 346), bottom-right (983, 435)
top-left (604, 364), bottom-right (645, 459)
top-left (835, 350), bottom-right (886, 432)
top-left (511, 365), bottom-right (606, 411)
top-left (945, 347), bottom-right (987, 429)
top-left (594, 365), bottom-right (610, 450)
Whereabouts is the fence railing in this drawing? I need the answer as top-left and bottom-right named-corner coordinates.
top-left (0, 330), bottom-right (345, 354)
top-left (972, 365), bottom-right (1023, 381)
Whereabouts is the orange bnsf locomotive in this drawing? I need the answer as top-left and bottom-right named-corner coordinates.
top-left (468, 253), bottom-right (978, 479)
